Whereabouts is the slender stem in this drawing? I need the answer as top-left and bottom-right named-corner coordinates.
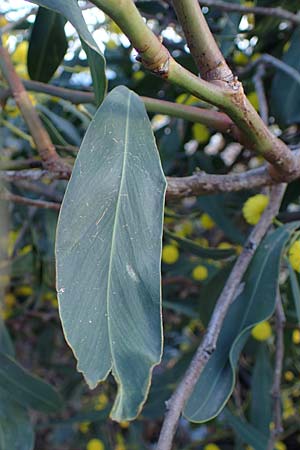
top-left (0, 46), bottom-right (71, 177)
top-left (0, 190), bottom-right (60, 210)
top-left (156, 184), bottom-right (286, 450)
top-left (240, 54), bottom-right (300, 87)
top-left (172, 0), bottom-right (233, 81)
top-left (267, 292), bottom-right (285, 450)
top-left (200, 0), bottom-right (300, 25)
top-left (253, 64), bottom-right (268, 125)
top-left (3, 80), bottom-right (242, 140)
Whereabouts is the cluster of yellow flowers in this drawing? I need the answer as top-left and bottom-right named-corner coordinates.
top-left (86, 439), bottom-right (105, 450)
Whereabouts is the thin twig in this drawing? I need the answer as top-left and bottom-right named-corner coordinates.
top-left (200, 0), bottom-right (300, 26)
top-left (156, 184), bottom-right (286, 450)
top-left (240, 54), bottom-right (300, 87)
top-left (253, 63), bottom-right (268, 125)
top-left (267, 292), bottom-right (285, 450)
top-left (0, 46), bottom-right (71, 178)
top-left (1, 149), bottom-right (300, 198)
top-left (0, 190), bottom-right (61, 211)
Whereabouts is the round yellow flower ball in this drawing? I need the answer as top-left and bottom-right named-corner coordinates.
top-left (242, 194), bottom-right (269, 225)
top-left (251, 321), bottom-right (272, 341)
top-left (288, 240), bottom-right (300, 273)
top-left (292, 329), bottom-right (300, 344)
top-left (86, 439), bottom-right (105, 450)
top-left (192, 265), bottom-right (208, 281)
top-left (204, 444), bottom-right (221, 450)
top-left (162, 245), bottom-right (179, 264)
top-left (200, 213), bottom-right (215, 230)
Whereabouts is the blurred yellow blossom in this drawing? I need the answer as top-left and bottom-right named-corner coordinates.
top-left (292, 329), bottom-right (300, 344)
top-left (200, 213), bottom-right (215, 230)
top-left (192, 123), bottom-right (210, 144)
top-left (192, 265), bottom-right (208, 281)
top-left (79, 421), bottom-right (90, 433)
top-left (251, 321), bottom-right (272, 341)
top-left (288, 240), bottom-right (300, 273)
top-left (242, 194), bottom-right (269, 225)
top-left (162, 245), bottom-right (179, 264)
top-left (94, 393), bottom-right (108, 411)
top-left (204, 444), bottom-right (221, 450)
top-left (86, 439), bottom-right (104, 450)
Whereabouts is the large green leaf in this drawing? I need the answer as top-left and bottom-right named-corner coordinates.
top-left (250, 344), bottom-right (272, 437)
top-left (0, 352), bottom-right (63, 413)
top-left (0, 389), bottom-right (34, 450)
top-left (184, 224), bottom-right (296, 423)
top-left (271, 29), bottom-right (300, 125)
top-left (25, 0), bottom-right (106, 104)
top-left (56, 86), bottom-right (166, 421)
top-left (28, 7), bottom-right (68, 82)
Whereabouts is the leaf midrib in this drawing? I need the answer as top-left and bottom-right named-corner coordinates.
top-left (106, 91), bottom-right (132, 376)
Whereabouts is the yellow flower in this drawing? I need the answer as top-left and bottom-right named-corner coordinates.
top-left (233, 50), bottom-right (248, 66)
top-left (132, 70), bottom-right (145, 82)
top-left (242, 194), bottom-right (269, 225)
top-left (0, 15), bottom-right (8, 27)
top-left (119, 421), bottom-right (130, 429)
top-left (15, 285), bottom-right (33, 297)
top-left (284, 371), bottom-right (294, 382)
top-left (217, 242), bottom-right (232, 250)
top-left (283, 396), bottom-right (295, 419)
top-left (176, 93), bottom-right (200, 105)
top-left (86, 439), bottom-right (105, 450)
top-left (288, 240), bottom-right (300, 273)
top-left (275, 442), bottom-right (287, 450)
top-left (251, 321), bottom-right (272, 341)
top-left (162, 245), bottom-right (179, 264)
top-left (200, 213), bottom-right (215, 230)
top-left (204, 444), bottom-right (221, 450)
top-left (247, 91), bottom-right (259, 111)
top-left (79, 421), bottom-right (90, 433)
top-left (195, 237), bottom-right (209, 247)
top-left (192, 123), bottom-right (210, 144)
top-left (192, 265), bottom-right (208, 281)
top-left (292, 329), bottom-right (300, 344)
top-left (12, 41), bottom-right (28, 65)
top-left (4, 293), bottom-right (16, 308)
top-left (94, 393), bottom-right (108, 411)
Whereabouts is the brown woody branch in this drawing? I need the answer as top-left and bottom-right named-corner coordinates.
top-left (200, 0), bottom-right (300, 25)
top-left (0, 46), bottom-right (71, 178)
top-left (156, 184), bottom-right (287, 450)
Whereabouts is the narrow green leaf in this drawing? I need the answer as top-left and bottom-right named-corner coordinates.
top-left (164, 228), bottom-right (236, 260)
top-left (184, 224), bottom-right (297, 423)
top-left (224, 409), bottom-right (269, 450)
top-left (0, 352), bottom-right (63, 413)
top-left (0, 319), bottom-right (14, 357)
top-left (0, 388), bottom-right (34, 450)
top-left (56, 86), bottom-right (167, 421)
top-left (25, 0), bottom-right (107, 104)
top-left (288, 262), bottom-right (300, 327)
top-left (271, 29), bottom-right (300, 125)
top-left (250, 344), bottom-right (272, 436)
top-left (28, 7), bottom-right (68, 82)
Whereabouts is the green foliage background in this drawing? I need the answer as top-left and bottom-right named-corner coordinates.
top-left (0, 1), bottom-right (300, 449)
